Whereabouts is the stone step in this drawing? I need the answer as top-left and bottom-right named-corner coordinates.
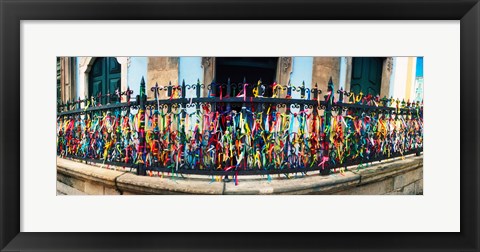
top-left (56, 181), bottom-right (87, 195)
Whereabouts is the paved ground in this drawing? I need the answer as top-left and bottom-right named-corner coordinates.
top-left (56, 181), bottom-right (87, 195)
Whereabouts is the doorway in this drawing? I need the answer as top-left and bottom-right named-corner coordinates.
top-left (215, 57), bottom-right (278, 97)
top-left (88, 57), bottom-right (121, 104)
top-left (350, 57), bottom-right (383, 96)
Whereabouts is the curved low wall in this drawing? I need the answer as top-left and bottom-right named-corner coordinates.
top-left (56, 155), bottom-right (423, 195)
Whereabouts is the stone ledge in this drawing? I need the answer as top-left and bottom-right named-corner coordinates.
top-left (57, 181), bottom-right (87, 195)
top-left (57, 157), bottom-right (126, 188)
top-left (351, 155), bottom-right (423, 185)
top-left (223, 171), bottom-right (360, 195)
top-left (56, 155), bottom-right (422, 195)
top-left (116, 173), bottom-right (224, 195)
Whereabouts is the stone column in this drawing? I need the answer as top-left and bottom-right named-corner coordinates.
top-left (116, 57), bottom-right (129, 102)
top-left (344, 57), bottom-right (353, 92)
top-left (202, 57), bottom-right (215, 97)
top-left (311, 57), bottom-right (340, 98)
top-left (275, 57), bottom-right (292, 98)
top-left (380, 57), bottom-right (394, 98)
top-left (78, 57), bottom-right (94, 100)
top-left (147, 57), bottom-right (179, 99)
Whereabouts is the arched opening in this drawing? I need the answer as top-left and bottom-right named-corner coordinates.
top-left (88, 57), bottom-right (121, 104)
top-left (350, 57), bottom-right (383, 96)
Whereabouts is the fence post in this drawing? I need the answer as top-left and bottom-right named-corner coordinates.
top-left (313, 83), bottom-right (318, 100)
top-left (167, 81), bottom-right (173, 113)
top-left (320, 77), bottom-right (334, 175)
top-left (415, 100), bottom-right (422, 156)
top-left (137, 76), bottom-right (147, 176)
top-left (196, 79), bottom-right (201, 111)
top-left (311, 82), bottom-right (319, 133)
top-left (300, 81), bottom-right (306, 112)
top-left (227, 78), bottom-right (231, 98)
top-left (181, 79), bottom-right (186, 99)
top-left (181, 80), bottom-right (186, 120)
top-left (97, 93), bottom-right (102, 107)
top-left (167, 81), bottom-right (172, 98)
top-left (337, 87), bottom-right (344, 103)
top-left (255, 79), bottom-right (262, 112)
top-left (211, 80), bottom-right (217, 97)
top-left (211, 80), bottom-right (216, 113)
top-left (196, 78), bottom-right (201, 99)
top-left (226, 78), bottom-right (232, 111)
top-left (286, 80), bottom-right (292, 99)
top-left (106, 90), bottom-right (111, 105)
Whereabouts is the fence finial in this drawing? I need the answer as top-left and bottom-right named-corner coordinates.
top-left (286, 79), bottom-right (292, 99)
top-left (168, 81), bottom-right (172, 98)
top-left (196, 79), bottom-right (201, 98)
top-left (181, 79), bottom-right (186, 99)
top-left (210, 79), bottom-right (216, 97)
top-left (301, 81), bottom-right (305, 99)
top-left (153, 82), bottom-right (159, 99)
top-left (140, 76), bottom-right (146, 97)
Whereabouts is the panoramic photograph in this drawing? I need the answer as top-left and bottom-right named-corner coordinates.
top-left (56, 56), bottom-right (423, 195)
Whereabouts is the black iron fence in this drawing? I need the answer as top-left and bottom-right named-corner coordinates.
top-left (57, 77), bottom-right (423, 183)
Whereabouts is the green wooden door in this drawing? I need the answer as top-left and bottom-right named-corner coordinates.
top-left (88, 57), bottom-right (121, 104)
top-left (350, 57), bottom-right (383, 96)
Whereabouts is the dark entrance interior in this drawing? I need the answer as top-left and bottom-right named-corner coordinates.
top-left (215, 57), bottom-right (278, 97)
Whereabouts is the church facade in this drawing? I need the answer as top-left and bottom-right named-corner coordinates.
top-left (57, 56), bottom-right (423, 104)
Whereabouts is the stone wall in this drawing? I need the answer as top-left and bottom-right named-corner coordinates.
top-left (333, 158), bottom-right (423, 195)
top-left (275, 57), bottom-right (293, 91)
top-left (380, 57), bottom-right (394, 98)
top-left (57, 155), bottom-right (422, 195)
top-left (58, 57), bottom-right (76, 103)
top-left (312, 57), bottom-right (340, 93)
top-left (147, 57), bottom-right (179, 99)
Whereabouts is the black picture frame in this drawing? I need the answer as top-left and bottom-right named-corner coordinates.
top-left (1, 0), bottom-right (478, 251)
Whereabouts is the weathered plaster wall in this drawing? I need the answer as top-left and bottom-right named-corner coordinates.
top-left (275, 57), bottom-right (293, 95)
top-left (312, 57), bottom-right (340, 94)
top-left (147, 57), bottom-right (179, 99)
top-left (380, 57), bottom-right (394, 99)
